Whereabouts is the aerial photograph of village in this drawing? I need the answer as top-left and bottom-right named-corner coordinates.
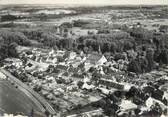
top-left (0, 0), bottom-right (168, 117)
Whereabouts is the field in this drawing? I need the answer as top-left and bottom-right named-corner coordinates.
top-left (0, 80), bottom-right (43, 116)
top-left (0, 5), bottom-right (168, 28)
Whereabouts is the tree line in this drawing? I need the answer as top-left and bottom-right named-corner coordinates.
top-left (0, 24), bottom-right (168, 74)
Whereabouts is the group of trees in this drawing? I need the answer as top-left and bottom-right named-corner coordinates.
top-left (0, 30), bottom-right (32, 61)
top-left (0, 42), bottom-right (18, 60)
top-left (0, 30), bottom-right (31, 46)
top-left (22, 29), bottom-right (75, 49)
top-left (1, 14), bottom-right (18, 22)
top-left (127, 28), bottom-right (168, 73)
top-left (0, 22), bottom-right (168, 74)
top-left (77, 30), bottom-right (135, 54)
top-left (18, 24), bottom-right (135, 56)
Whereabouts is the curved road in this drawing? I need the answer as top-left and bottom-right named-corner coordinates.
top-left (0, 80), bottom-right (43, 115)
top-left (0, 68), bottom-right (56, 115)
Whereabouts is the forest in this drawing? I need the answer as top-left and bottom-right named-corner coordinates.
top-left (0, 22), bottom-right (168, 74)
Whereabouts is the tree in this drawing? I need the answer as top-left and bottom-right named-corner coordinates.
top-left (92, 71), bottom-right (102, 83)
top-left (8, 42), bottom-right (18, 58)
top-left (110, 42), bottom-right (117, 53)
top-left (77, 81), bottom-right (84, 89)
top-left (123, 41), bottom-right (134, 51)
top-left (1, 14), bottom-right (17, 22)
top-left (159, 25), bottom-right (168, 33)
top-left (73, 20), bottom-right (89, 27)
top-left (60, 22), bottom-right (73, 28)
top-left (97, 29), bottom-right (110, 34)
top-left (41, 33), bottom-right (58, 47)
top-left (0, 43), bottom-right (8, 60)
top-left (0, 31), bottom-right (31, 46)
top-left (146, 48), bottom-right (155, 71)
top-left (128, 59), bottom-right (142, 73)
top-left (39, 13), bottom-right (47, 21)
top-left (102, 43), bottom-right (110, 53)
top-left (83, 46), bottom-right (89, 53)
top-left (158, 49), bottom-right (168, 65)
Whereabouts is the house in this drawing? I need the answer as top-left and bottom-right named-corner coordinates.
top-left (49, 49), bottom-right (55, 56)
top-left (25, 59), bottom-right (49, 72)
top-left (68, 60), bottom-right (81, 68)
top-left (25, 62), bottom-right (37, 71)
top-left (56, 50), bottom-right (65, 57)
top-left (82, 83), bottom-right (95, 90)
top-left (86, 53), bottom-right (107, 65)
top-left (46, 56), bottom-right (57, 64)
top-left (5, 58), bottom-right (23, 68)
top-left (68, 52), bottom-right (77, 60)
top-left (99, 78), bottom-right (124, 90)
top-left (118, 99), bottom-right (137, 116)
top-left (56, 65), bottom-right (68, 71)
top-left (84, 53), bottom-right (107, 71)
top-left (0, 71), bottom-right (7, 80)
top-left (82, 77), bottom-right (94, 90)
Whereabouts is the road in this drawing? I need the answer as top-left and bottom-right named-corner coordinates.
top-left (0, 68), bottom-right (56, 115)
top-left (0, 80), bottom-right (43, 116)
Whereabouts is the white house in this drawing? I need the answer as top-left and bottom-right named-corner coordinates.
top-left (0, 72), bottom-right (7, 80)
top-left (86, 53), bottom-right (107, 65)
top-left (84, 53), bottom-right (107, 71)
top-left (68, 52), bottom-right (77, 60)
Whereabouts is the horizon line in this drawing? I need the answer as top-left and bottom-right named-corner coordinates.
top-left (0, 3), bottom-right (168, 6)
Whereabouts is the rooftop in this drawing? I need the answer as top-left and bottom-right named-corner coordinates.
top-left (86, 53), bottom-right (103, 64)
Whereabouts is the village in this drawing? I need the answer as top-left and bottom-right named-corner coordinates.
top-left (0, 42), bottom-right (167, 117)
top-left (2, 45), bottom-right (122, 114)
top-left (0, 4), bottom-right (168, 117)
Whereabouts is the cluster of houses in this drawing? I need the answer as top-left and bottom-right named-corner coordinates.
top-left (18, 47), bottom-right (108, 72)
top-left (3, 46), bottom-right (168, 117)
top-left (3, 47), bottom-right (129, 115)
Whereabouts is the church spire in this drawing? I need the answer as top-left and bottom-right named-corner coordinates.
top-left (98, 45), bottom-right (102, 54)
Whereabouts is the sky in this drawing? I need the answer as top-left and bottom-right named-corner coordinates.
top-left (0, 0), bottom-right (167, 5)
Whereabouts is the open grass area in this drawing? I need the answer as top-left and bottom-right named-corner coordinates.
top-left (0, 80), bottom-right (43, 116)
